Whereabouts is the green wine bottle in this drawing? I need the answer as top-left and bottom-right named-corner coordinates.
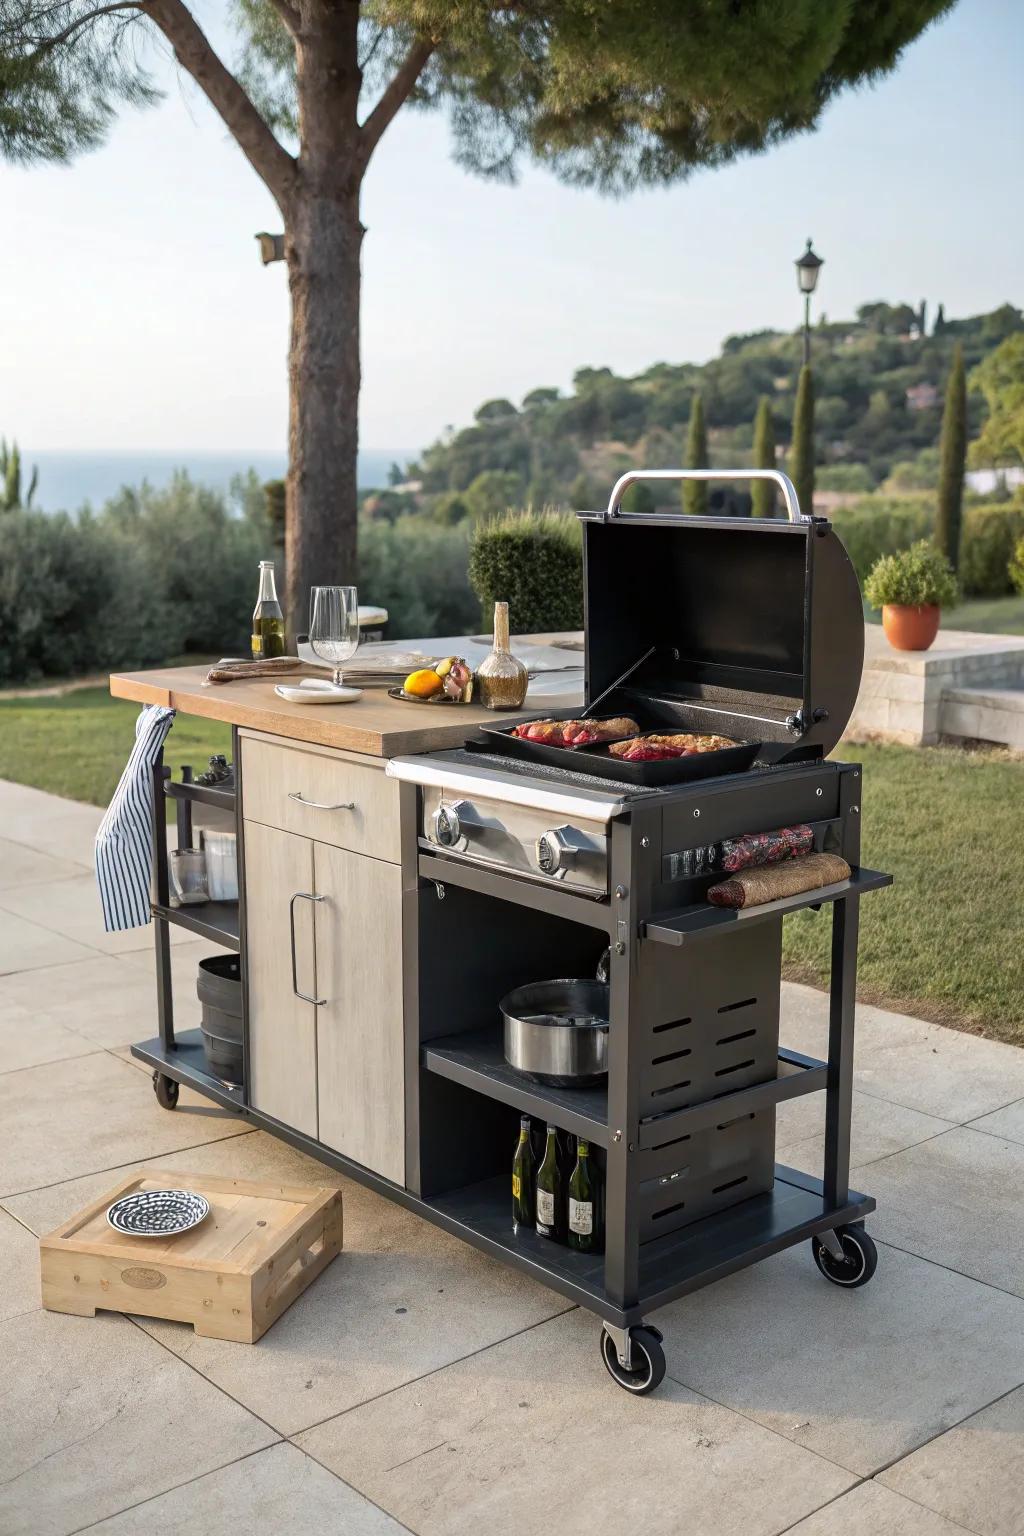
top-left (512, 1115), bottom-right (534, 1233)
top-left (535, 1123), bottom-right (564, 1241)
top-left (568, 1139), bottom-right (602, 1253)
top-left (251, 560), bottom-right (286, 659)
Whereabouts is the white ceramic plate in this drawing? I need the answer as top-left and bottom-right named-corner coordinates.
top-left (274, 682), bottom-right (363, 705)
top-left (107, 1188), bottom-right (210, 1238)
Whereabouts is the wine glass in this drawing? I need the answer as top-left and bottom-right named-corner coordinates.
top-left (309, 586), bottom-right (360, 687)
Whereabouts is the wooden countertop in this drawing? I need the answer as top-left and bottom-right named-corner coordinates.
top-left (109, 661), bottom-right (583, 757)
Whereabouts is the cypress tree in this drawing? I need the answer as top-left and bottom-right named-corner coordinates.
top-left (789, 366), bottom-right (815, 518)
top-left (936, 344), bottom-right (967, 569)
top-left (751, 397), bottom-right (777, 517)
top-left (683, 392), bottom-right (708, 515)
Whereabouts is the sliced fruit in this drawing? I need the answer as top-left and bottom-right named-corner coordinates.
top-left (404, 667), bottom-right (444, 698)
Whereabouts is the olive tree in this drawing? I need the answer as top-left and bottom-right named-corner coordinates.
top-left (1, 0), bottom-right (955, 625)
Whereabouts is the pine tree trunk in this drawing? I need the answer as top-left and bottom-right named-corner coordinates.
top-left (284, 0), bottom-right (363, 637)
top-left (285, 191), bottom-right (363, 635)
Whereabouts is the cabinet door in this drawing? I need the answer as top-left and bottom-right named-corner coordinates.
top-left (244, 820), bottom-right (318, 1138)
top-left (314, 841), bottom-right (405, 1183)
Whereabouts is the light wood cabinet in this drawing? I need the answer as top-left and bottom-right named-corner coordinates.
top-left (240, 732), bottom-right (401, 864)
top-left (242, 734), bottom-right (406, 1185)
top-left (314, 842), bottom-right (405, 1183)
top-left (244, 820), bottom-right (319, 1139)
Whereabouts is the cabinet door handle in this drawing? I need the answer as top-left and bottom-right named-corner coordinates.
top-left (289, 891), bottom-right (326, 1005)
top-left (289, 791), bottom-right (355, 811)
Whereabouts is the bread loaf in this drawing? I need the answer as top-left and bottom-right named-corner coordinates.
top-left (707, 852), bottom-right (852, 909)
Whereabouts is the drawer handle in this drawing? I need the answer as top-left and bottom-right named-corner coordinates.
top-left (289, 791), bottom-right (356, 811)
top-left (289, 892), bottom-right (326, 1006)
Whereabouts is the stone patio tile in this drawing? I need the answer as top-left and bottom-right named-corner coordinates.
top-left (880, 1384), bottom-right (1024, 1536)
top-left (968, 1097), bottom-right (1024, 1146)
top-left (781, 981), bottom-right (1024, 1122)
top-left (0, 1004), bottom-right (97, 1073)
top-left (2, 1130), bottom-right (330, 1238)
top-left (0, 1208), bottom-right (41, 1322)
top-left (0, 1050), bottom-right (248, 1197)
top-left (0, 874), bottom-right (194, 956)
top-left (858, 1127), bottom-right (1024, 1297)
top-left (655, 1239), bottom-right (1024, 1476)
top-left (136, 1175), bottom-right (572, 1436)
top-left (0, 909), bottom-right (98, 976)
top-left (83, 1442), bottom-right (407, 1535)
top-left (776, 1089), bottom-right (952, 1172)
top-left (0, 777), bottom-right (102, 869)
top-left (0, 837), bottom-right (84, 889)
top-left (786, 1481), bottom-right (970, 1535)
top-left (297, 1308), bottom-right (856, 1536)
top-left (0, 952), bottom-right (176, 1051)
top-left (0, 1309), bottom-right (276, 1536)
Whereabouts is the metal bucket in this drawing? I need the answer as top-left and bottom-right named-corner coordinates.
top-left (500, 978), bottom-right (609, 1087)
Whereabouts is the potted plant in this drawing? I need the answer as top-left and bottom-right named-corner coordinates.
top-left (864, 540), bottom-right (959, 651)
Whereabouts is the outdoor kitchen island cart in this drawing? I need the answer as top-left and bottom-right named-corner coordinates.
top-left (112, 469), bottom-right (890, 1396)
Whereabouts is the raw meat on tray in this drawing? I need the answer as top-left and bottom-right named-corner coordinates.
top-left (511, 716), bottom-right (640, 748)
top-left (608, 731), bottom-right (738, 762)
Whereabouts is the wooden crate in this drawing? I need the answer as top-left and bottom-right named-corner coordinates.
top-left (40, 1168), bottom-right (343, 1343)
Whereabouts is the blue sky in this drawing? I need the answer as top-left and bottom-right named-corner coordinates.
top-left (3, 0), bottom-right (1022, 455)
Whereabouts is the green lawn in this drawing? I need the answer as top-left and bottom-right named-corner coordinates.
top-left (0, 692), bottom-right (1021, 1045)
top-left (783, 740), bottom-right (1024, 1045)
top-left (0, 688), bottom-right (231, 808)
top-left (866, 592), bottom-right (1024, 634)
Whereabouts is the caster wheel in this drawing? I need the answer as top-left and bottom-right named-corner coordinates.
top-left (153, 1071), bottom-right (179, 1110)
top-left (812, 1225), bottom-right (877, 1288)
top-left (600, 1326), bottom-right (667, 1396)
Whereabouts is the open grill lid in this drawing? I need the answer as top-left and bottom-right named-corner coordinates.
top-left (578, 470), bottom-right (864, 758)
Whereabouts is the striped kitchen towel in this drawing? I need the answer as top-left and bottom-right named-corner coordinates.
top-left (95, 704), bottom-right (176, 932)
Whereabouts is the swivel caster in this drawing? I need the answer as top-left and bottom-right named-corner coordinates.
top-left (152, 1071), bottom-right (179, 1110)
top-left (600, 1324), bottom-right (666, 1395)
top-left (812, 1224), bottom-right (877, 1288)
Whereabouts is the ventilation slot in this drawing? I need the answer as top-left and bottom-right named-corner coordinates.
top-left (716, 1114), bottom-right (756, 1131)
top-left (651, 1079), bottom-right (693, 1098)
top-left (651, 1201), bottom-right (686, 1222)
top-left (717, 1027), bottom-right (756, 1047)
top-left (653, 1016), bottom-right (692, 1035)
top-left (712, 1175), bottom-right (748, 1196)
top-left (717, 997), bottom-right (756, 1015)
top-left (651, 1046), bottom-right (692, 1066)
top-left (714, 1058), bottom-right (755, 1078)
top-left (651, 1132), bottom-right (692, 1153)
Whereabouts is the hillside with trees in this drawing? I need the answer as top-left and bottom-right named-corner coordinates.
top-left (395, 301), bottom-right (1022, 517)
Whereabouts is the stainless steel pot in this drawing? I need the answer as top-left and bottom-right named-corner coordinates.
top-left (500, 978), bottom-right (609, 1087)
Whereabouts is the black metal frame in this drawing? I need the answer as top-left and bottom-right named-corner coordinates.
top-left (135, 735), bottom-right (886, 1338)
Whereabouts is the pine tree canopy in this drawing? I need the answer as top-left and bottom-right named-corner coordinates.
top-left (2, 0), bottom-right (956, 187)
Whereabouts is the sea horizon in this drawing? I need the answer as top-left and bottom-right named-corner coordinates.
top-left (19, 448), bottom-right (416, 513)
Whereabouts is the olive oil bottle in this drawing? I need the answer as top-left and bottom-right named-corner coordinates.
top-left (251, 560), bottom-right (285, 659)
top-left (535, 1123), bottom-right (564, 1241)
top-left (512, 1115), bottom-right (534, 1233)
top-left (568, 1140), bottom-right (602, 1253)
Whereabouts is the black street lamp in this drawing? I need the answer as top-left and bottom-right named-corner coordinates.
top-left (795, 238), bottom-right (824, 366)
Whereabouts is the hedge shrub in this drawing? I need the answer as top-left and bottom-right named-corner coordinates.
top-left (358, 516), bottom-right (477, 638)
top-left (468, 510), bottom-right (583, 633)
top-left (831, 497), bottom-right (1024, 597)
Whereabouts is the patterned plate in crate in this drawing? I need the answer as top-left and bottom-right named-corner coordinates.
top-left (106, 1188), bottom-right (210, 1238)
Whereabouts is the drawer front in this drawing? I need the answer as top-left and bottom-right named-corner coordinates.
top-left (241, 733), bottom-right (400, 864)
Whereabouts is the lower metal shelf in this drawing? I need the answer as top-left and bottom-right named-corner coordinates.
top-left (131, 1029), bottom-right (245, 1113)
top-left (424, 1166), bottom-right (874, 1321)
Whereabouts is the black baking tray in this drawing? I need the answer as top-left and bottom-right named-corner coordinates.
top-left (479, 712), bottom-right (760, 786)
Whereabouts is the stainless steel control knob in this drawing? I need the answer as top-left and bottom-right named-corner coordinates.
top-left (535, 827), bottom-right (580, 877)
top-left (432, 800), bottom-right (468, 848)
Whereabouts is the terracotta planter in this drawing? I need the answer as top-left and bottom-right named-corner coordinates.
top-left (881, 603), bottom-right (941, 652)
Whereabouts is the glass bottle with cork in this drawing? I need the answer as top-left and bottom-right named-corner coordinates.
top-left (476, 600), bottom-right (528, 709)
top-left (251, 560), bottom-right (285, 660)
